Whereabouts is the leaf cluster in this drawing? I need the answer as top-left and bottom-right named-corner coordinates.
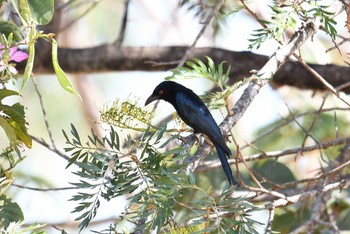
top-left (307, 4), bottom-right (337, 40)
top-left (0, 173), bottom-right (46, 232)
top-left (178, 0), bottom-right (244, 36)
top-left (63, 123), bottom-right (183, 231)
top-left (167, 56), bottom-right (231, 89)
top-left (167, 56), bottom-right (245, 109)
top-left (248, 1), bottom-right (337, 49)
top-left (0, 89), bottom-right (31, 149)
top-left (100, 99), bottom-right (154, 131)
top-left (64, 118), bottom-right (261, 232)
top-left (0, 0), bottom-right (80, 97)
top-left (248, 2), bottom-right (299, 49)
top-left (249, 107), bottom-right (350, 232)
top-left (185, 187), bottom-right (263, 233)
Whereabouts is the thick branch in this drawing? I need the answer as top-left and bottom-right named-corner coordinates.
top-left (18, 44), bottom-right (350, 93)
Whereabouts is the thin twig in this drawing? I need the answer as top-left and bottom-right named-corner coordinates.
top-left (241, 0), bottom-right (349, 107)
top-left (293, 54), bottom-right (350, 107)
top-left (30, 135), bottom-right (71, 162)
top-left (241, 107), bottom-right (350, 152)
top-left (59, 0), bottom-right (102, 33)
top-left (279, 158), bottom-right (350, 188)
top-left (302, 94), bottom-right (328, 146)
top-left (289, 151), bottom-right (348, 234)
top-left (285, 103), bottom-right (320, 149)
top-left (56, 0), bottom-right (79, 11)
top-left (114, 0), bottom-right (130, 46)
top-left (12, 183), bottom-right (76, 191)
top-left (236, 146), bottom-right (263, 188)
top-left (31, 77), bottom-right (56, 148)
top-left (198, 136), bottom-right (350, 170)
top-left (265, 204), bottom-right (275, 234)
top-left (177, 0), bottom-right (225, 67)
top-left (271, 178), bottom-right (349, 209)
top-left (187, 21), bottom-right (318, 176)
top-left (325, 35), bottom-right (350, 53)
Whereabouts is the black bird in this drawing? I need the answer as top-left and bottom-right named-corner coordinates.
top-left (145, 81), bottom-right (238, 186)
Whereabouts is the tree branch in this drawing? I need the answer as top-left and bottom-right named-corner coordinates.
top-left (271, 177), bottom-right (349, 208)
top-left (18, 45), bottom-right (350, 94)
top-left (185, 21), bottom-right (318, 176)
top-left (197, 136), bottom-right (350, 170)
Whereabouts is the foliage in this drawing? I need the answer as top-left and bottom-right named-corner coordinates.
top-left (166, 56), bottom-right (246, 109)
top-left (0, 159), bottom-right (46, 233)
top-left (178, 0), bottom-right (244, 35)
top-left (0, 0), bottom-right (349, 233)
top-left (0, 89), bottom-right (31, 148)
top-left (0, 0), bottom-right (79, 231)
top-left (51, 38), bottom-right (81, 100)
top-left (1, 0), bottom-right (79, 96)
top-left (167, 56), bottom-right (231, 89)
top-left (100, 99), bottom-right (154, 131)
top-left (0, 220), bottom-right (46, 234)
top-left (254, 110), bottom-right (350, 152)
top-left (0, 194), bottom-right (23, 230)
top-left (248, 1), bottom-right (337, 49)
top-left (63, 114), bottom-right (261, 232)
top-left (249, 108), bottom-right (350, 233)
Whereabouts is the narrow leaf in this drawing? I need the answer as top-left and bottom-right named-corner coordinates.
top-left (51, 38), bottom-right (81, 100)
top-left (18, 0), bottom-right (31, 24)
top-left (0, 116), bottom-right (16, 146)
top-left (0, 89), bottom-right (18, 102)
top-left (21, 29), bottom-right (35, 92)
top-left (28, 0), bottom-right (54, 25)
top-left (0, 21), bottom-right (23, 41)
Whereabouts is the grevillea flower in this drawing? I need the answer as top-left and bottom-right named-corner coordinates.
top-left (0, 44), bottom-right (28, 75)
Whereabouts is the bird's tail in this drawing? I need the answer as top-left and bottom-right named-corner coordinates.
top-left (216, 144), bottom-right (239, 186)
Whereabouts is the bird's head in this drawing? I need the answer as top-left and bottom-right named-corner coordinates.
top-left (145, 81), bottom-right (177, 106)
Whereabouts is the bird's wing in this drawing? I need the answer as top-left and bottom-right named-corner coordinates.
top-left (175, 92), bottom-right (230, 156)
top-left (175, 92), bottom-right (215, 131)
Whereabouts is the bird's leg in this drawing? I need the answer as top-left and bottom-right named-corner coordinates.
top-left (223, 132), bottom-right (232, 144)
top-left (201, 134), bottom-right (214, 147)
top-left (179, 133), bottom-right (198, 145)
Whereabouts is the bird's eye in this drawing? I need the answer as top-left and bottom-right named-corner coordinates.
top-left (158, 90), bottom-right (164, 96)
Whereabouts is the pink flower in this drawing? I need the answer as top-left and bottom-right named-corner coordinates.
top-left (0, 44), bottom-right (28, 74)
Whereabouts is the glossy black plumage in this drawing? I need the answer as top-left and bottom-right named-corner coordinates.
top-left (145, 81), bottom-right (238, 186)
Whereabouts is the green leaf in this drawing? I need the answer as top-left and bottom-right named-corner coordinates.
top-left (162, 147), bottom-right (185, 156)
top-left (154, 124), bottom-right (167, 144)
top-left (0, 195), bottom-right (24, 229)
top-left (7, 115), bottom-right (32, 148)
top-left (0, 177), bottom-right (13, 197)
top-left (18, 0), bottom-right (31, 25)
top-left (21, 29), bottom-right (35, 92)
top-left (0, 89), bottom-right (18, 102)
top-left (252, 159), bottom-right (295, 187)
top-left (206, 56), bottom-right (215, 72)
top-left (28, 0), bottom-right (54, 25)
top-left (9, 0), bottom-right (26, 26)
top-left (0, 89), bottom-right (32, 148)
top-left (0, 21), bottom-right (22, 41)
top-left (0, 116), bottom-right (17, 146)
top-left (51, 38), bottom-right (82, 100)
top-left (70, 123), bottom-right (81, 144)
top-left (1, 100), bottom-right (32, 148)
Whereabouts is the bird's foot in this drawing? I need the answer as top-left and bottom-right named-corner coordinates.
top-left (179, 134), bottom-right (198, 145)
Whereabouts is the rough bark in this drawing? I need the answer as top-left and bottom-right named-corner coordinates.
top-left (18, 44), bottom-right (350, 94)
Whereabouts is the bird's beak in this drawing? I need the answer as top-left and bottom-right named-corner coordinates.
top-left (145, 94), bottom-right (159, 106)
